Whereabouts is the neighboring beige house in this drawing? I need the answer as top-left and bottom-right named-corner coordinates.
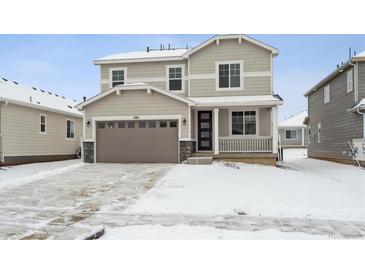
top-left (304, 51), bottom-right (365, 166)
top-left (279, 111), bottom-right (308, 148)
top-left (0, 78), bottom-right (82, 165)
top-left (77, 34), bottom-right (283, 165)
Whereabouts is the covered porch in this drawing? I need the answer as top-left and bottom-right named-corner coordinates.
top-left (189, 95), bottom-right (282, 157)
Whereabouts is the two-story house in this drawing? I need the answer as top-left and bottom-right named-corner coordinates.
top-left (77, 34), bottom-right (283, 165)
top-left (304, 51), bottom-right (365, 166)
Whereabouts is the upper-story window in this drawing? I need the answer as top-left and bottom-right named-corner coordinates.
top-left (324, 84), bottom-right (330, 104)
top-left (40, 114), bottom-right (47, 134)
top-left (166, 65), bottom-right (184, 92)
top-left (110, 68), bottom-right (127, 87)
top-left (347, 69), bottom-right (353, 93)
top-left (216, 61), bottom-right (243, 91)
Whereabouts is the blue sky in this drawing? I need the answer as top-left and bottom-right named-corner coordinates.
top-left (0, 34), bottom-right (364, 121)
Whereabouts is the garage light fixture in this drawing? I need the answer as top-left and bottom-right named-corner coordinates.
top-left (86, 120), bottom-right (91, 127)
top-left (182, 118), bottom-right (186, 125)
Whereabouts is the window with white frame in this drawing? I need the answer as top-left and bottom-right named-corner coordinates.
top-left (66, 120), bottom-right (75, 139)
top-left (285, 129), bottom-right (297, 140)
top-left (167, 65), bottom-right (184, 92)
top-left (40, 114), bottom-right (47, 134)
top-left (347, 69), bottom-right (353, 93)
top-left (111, 68), bottom-right (126, 87)
top-left (317, 123), bottom-right (321, 143)
top-left (324, 84), bottom-right (330, 104)
top-left (231, 110), bottom-right (257, 136)
top-left (216, 61), bottom-right (243, 90)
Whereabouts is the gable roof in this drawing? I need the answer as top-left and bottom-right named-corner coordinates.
top-left (94, 34), bottom-right (278, 65)
top-left (76, 83), bottom-right (194, 109)
top-left (183, 34), bottom-right (279, 58)
top-left (304, 49), bottom-right (365, 97)
top-left (0, 77), bottom-right (82, 117)
top-left (279, 111), bottom-right (308, 128)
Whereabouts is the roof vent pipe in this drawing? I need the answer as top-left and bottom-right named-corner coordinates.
top-left (168, 44), bottom-right (170, 50)
top-left (147, 46), bottom-right (150, 53)
top-left (160, 44), bottom-right (162, 51)
top-left (83, 96), bottom-right (86, 101)
top-left (349, 47), bottom-right (352, 59)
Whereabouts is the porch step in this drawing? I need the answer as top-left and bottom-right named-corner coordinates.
top-left (187, 157), bottom-right (213, 165)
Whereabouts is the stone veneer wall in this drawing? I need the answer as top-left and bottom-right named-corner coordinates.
top-left (179, 141), bottom-right (196, 162)
top-left (83, 142), bottom-right (95, 163)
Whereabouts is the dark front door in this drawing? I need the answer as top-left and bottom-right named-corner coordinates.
top-left (198, 111), bottom-right (212, 151)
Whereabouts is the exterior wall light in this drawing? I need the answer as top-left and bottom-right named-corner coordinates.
top-left (182, 118), bottom-right (187, 125)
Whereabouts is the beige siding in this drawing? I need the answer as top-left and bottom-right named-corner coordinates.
top-left (84, 90), bottom-right (190, 139)
top-left (189, 39), bottom-right (272, 97)
top-left (358, 61), bottom-right (365, 99)
top-left (259, 108), bottom-right (271, 136)
top-left (219, 108), bottom-right (229, 137)
top-left (3, 103), bottom-right (82, 157)
top-left (279, 128), bottom-right (308, 147)
top-left (100, 61), bottom-right (188, 95)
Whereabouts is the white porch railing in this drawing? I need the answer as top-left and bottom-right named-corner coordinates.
top-left (219, 137), bottom-right (272, 152)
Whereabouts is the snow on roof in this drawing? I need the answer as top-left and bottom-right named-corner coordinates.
top-left (94, 48), bottom-right (188, 64)
top-left (0, 77), bottom-right (82, 117)
top-left (279, 111), bottom-right (308, 128)
top-left (189, 95), bottom-right (282, 107)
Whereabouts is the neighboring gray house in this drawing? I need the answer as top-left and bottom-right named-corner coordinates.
top-left (279, 111), bottom-right (308, 148)
top-left (0, 78), bottom-right (83, 165)
top-left (304, 51), bottom-right (365, 166)
top-left (77, 34), bottom-right (283, 166)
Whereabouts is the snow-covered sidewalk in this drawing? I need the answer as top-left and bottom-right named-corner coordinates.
top-left (126, 149), bottom-right (365, 222)
top-left (0, 159), bottom-right (84, 190)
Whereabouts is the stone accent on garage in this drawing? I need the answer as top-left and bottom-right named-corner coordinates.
top-left (83, 141), bottom-right (95, 163)
top-left (179, 141), bottom-right (196, 162)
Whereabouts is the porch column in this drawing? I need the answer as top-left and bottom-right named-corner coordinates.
top-left (302, 128), bottom-right (305, 146)
top-left (214, 108), bottom-right (219, 155)
top-left (272, 106), bottom-right (278, 153)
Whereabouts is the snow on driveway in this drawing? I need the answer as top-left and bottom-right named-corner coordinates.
top-left (0, 159), bottom-right (84, 190)
top-left (102, 224), bottom-right (328, 240)
top-left (126, 149), bottom-right (365, 221)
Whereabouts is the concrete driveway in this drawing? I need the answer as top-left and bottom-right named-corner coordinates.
top-left (0, 163), bottom-right (173, 239)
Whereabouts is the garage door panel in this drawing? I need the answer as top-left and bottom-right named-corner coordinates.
top-left (96, 125), bottom-right (178, 163)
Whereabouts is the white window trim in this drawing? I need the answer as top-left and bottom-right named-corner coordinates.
top-left (66, 119), bottom-right (76, 140)
top-left (166, 64), bottom-right (185, 93)
top-left (285, 129), bottom-right (298, 140)
top-left (39, 113), bottom-right (47, 134)
top-left (109, 67), bottom-right (127, 88)
top-left (324, 84), bottom-right (330, 104)
top-left (228, 108), bottom-right (259, 137)
top-left (215, 60), bottom-right (244, 92)
top-left (318, 122), bottom-right (321, 143)
top-left (347, 69), bottom-right (353, 93)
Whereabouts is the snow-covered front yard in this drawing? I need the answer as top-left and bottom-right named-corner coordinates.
top-left (126, 149), bottom-right (365, 222)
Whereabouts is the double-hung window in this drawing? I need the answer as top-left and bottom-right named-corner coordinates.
top-left (216, 61), bottom-right (243, 91)
top-left (166, 65), bottom-right (184, 92)
top-left (231, 110), bottom-right (257, 136)
top-left (285, 129), bottom-right (297, 140)
top-left (66, 120), bottom-right (75, 139)
top-left (40, 114), bottom-right (47, 134)
top-left (347, 69), bottom-right (353, 93)
top-left (324, 84), bottom-right (330, 104)
top-left (110, 68), bottom-right (126, 87)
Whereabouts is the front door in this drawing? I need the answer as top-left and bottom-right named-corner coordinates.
top-left (198, 111), bottom-right (212, 151)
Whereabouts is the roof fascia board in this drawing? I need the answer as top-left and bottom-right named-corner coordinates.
top-left (77, 84), bottom-right (194, 109)
top-left (193, 100), bottom-right (283, 107)
top-left (94, 56), bottom-right (184, 65)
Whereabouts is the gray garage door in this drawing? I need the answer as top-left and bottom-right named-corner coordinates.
top-left (96, 120), bottom-right (178, 163)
